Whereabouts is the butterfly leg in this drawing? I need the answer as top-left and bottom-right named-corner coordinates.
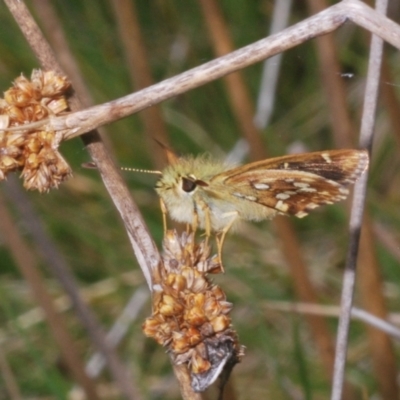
top-left (160, 198), bottom-right (168, 234)
top-left (216, 211), bottom-right (238, 266)
top-left (191, 207), bottom-right (199, 234)
top-left (195, 200), bottom-right (212, 247)
top-left (188, 207), bottom-right (200, 253)
top-left (204, 204), bottom-right (212, 248)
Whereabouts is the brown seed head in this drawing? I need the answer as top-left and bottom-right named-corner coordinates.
top-left (142, 230), bottom-right (244, 389)
top-left (191, 351), bottom-right (211, 375)
top-left (0, 70), bottom-right (72, 191)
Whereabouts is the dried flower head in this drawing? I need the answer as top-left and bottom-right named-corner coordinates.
top-left (0, 69), bottom-right (71, 192)
top-left (143, 230), bottom-right (245, 392)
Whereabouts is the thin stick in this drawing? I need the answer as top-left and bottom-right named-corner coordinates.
top-left (7, 1), bottom-right (400, 141)
top-left (306, 0), bottom-right (355, 149)
top-left (85, 287), bottom-right (149, 378)
top-left (4, 177), bottom-right (142, 400)
top-left (4, 0), bottom-right (160, 289)
top-left (373, 222), bottom-right (400, 264)
top-left (4, 1), bottom-right (154, 398)
top-left (172, 364), bottom-right (203, 400)
top-left (0, 191), bottom-right (100, 400)
top-left (254, 0), bottom-right (293, 129)
top-left (263, 301), bottom-right (400, 340)
top-left (30, 0), bottom-right (116, 155)
top-left (110, 0), bottom-right (170, 169)
top-left (0, 344), bottom-right (22, 400)
top-left (198, 0), bottom-right (265, 161)
top-left (331, 1), bottom-right (388, 399)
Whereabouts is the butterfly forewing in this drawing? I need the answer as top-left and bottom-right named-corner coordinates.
top-left (210, 149), bottom-right (368, 218)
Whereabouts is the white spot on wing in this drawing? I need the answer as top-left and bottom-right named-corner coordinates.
top-left (245, 195), bottom-right (257, 201)
top-left (302, 177), bottom-right (315, 183)
top-left (293, 182), bottom-right (310, 188)
top-left (321, 153), bottom-right (332, 163)
top-left (233, 192), bottom-right (257, 202)
top-left (276, 193), bottom-right (291, 200)
top-left (306, 202), bottom-right (319, 210)
top-left (299, 187), bottom-right (317, 193)
top-left (275, 200), bottom-right (289, 212)
top-left (253, 183), bottom-right (270, 190)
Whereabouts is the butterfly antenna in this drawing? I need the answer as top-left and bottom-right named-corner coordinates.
top-left (153, 138), bottom-right (178, 165)
top-left (121, 167), bottom-right (162, 175)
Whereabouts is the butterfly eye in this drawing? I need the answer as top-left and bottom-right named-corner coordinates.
top-left (181, 177), bottom-right (197, 192)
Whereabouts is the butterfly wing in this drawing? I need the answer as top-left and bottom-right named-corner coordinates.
top-left (208, 149), bottom-right (368, 218)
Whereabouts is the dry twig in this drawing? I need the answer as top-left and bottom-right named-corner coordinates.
top-left (332, 1), bottom-right (394, 400)
top-left (4, 2), bottom-right (399, 143)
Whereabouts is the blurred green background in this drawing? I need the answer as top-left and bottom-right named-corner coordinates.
top-left (0, 1), bottom-right (400, 399)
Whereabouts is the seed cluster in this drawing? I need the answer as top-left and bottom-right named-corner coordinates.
top-left (0, 70), bottom-right (71, 192)
top-left (143, 230), bottom-right (244, 385)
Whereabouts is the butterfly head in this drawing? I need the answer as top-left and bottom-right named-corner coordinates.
top-left (155, 155), bottom-right (224, 196)
top-left (154, 168), bottom-right (203, 226)
top-left (154, 155), bottom-right (229, 226)
top-left (155, 170), bottom-right (207, 199)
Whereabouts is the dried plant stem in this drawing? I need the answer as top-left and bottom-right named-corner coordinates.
top-left (85, 287), bottom-right (149, 378)
top-left (110, 0), bottom-right (170, 170)
top-left (355, 2), bottom-right (399, 396)
top-left (254, 0), bottom-right (293, 129)
top-left (331, 1), bottom-right (391, 400)
top-left (373, 222), bottom-right (400, 264)
top-left (4, 0), bottom-right (160, 286)
top-left (8, 1), bottom-right (400, 142)
top-left (30, 0), bottom-right (116, 155)
top-left (381, 58), bottom-right (400, 151)
top-left (0, 192), bottom-right (100, 400)
top-left (172, 364), bottom-right (203, 400)
top-left (30, 0), bottom-right (94, 107)
top-left (0, 344), bottom-right (22, 400)
top-left (263, 301), bottom-right (400, 340)
top-left (198, 0), bottom-right (265, 161)
top-left (357, 216), bottom-right (399, 398)
top-left (274, 220), bottom-right (337, 377)
top-left (306, 1), bottom-right (398, 398)
top-left (110, 2), bottom-right (205, 396)
top-left (4, 178), bottom-right (142, 400)
top-left (4, 1), bottom-right (155, 398)
top-left (306, 0), bottom-right (355, 149)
